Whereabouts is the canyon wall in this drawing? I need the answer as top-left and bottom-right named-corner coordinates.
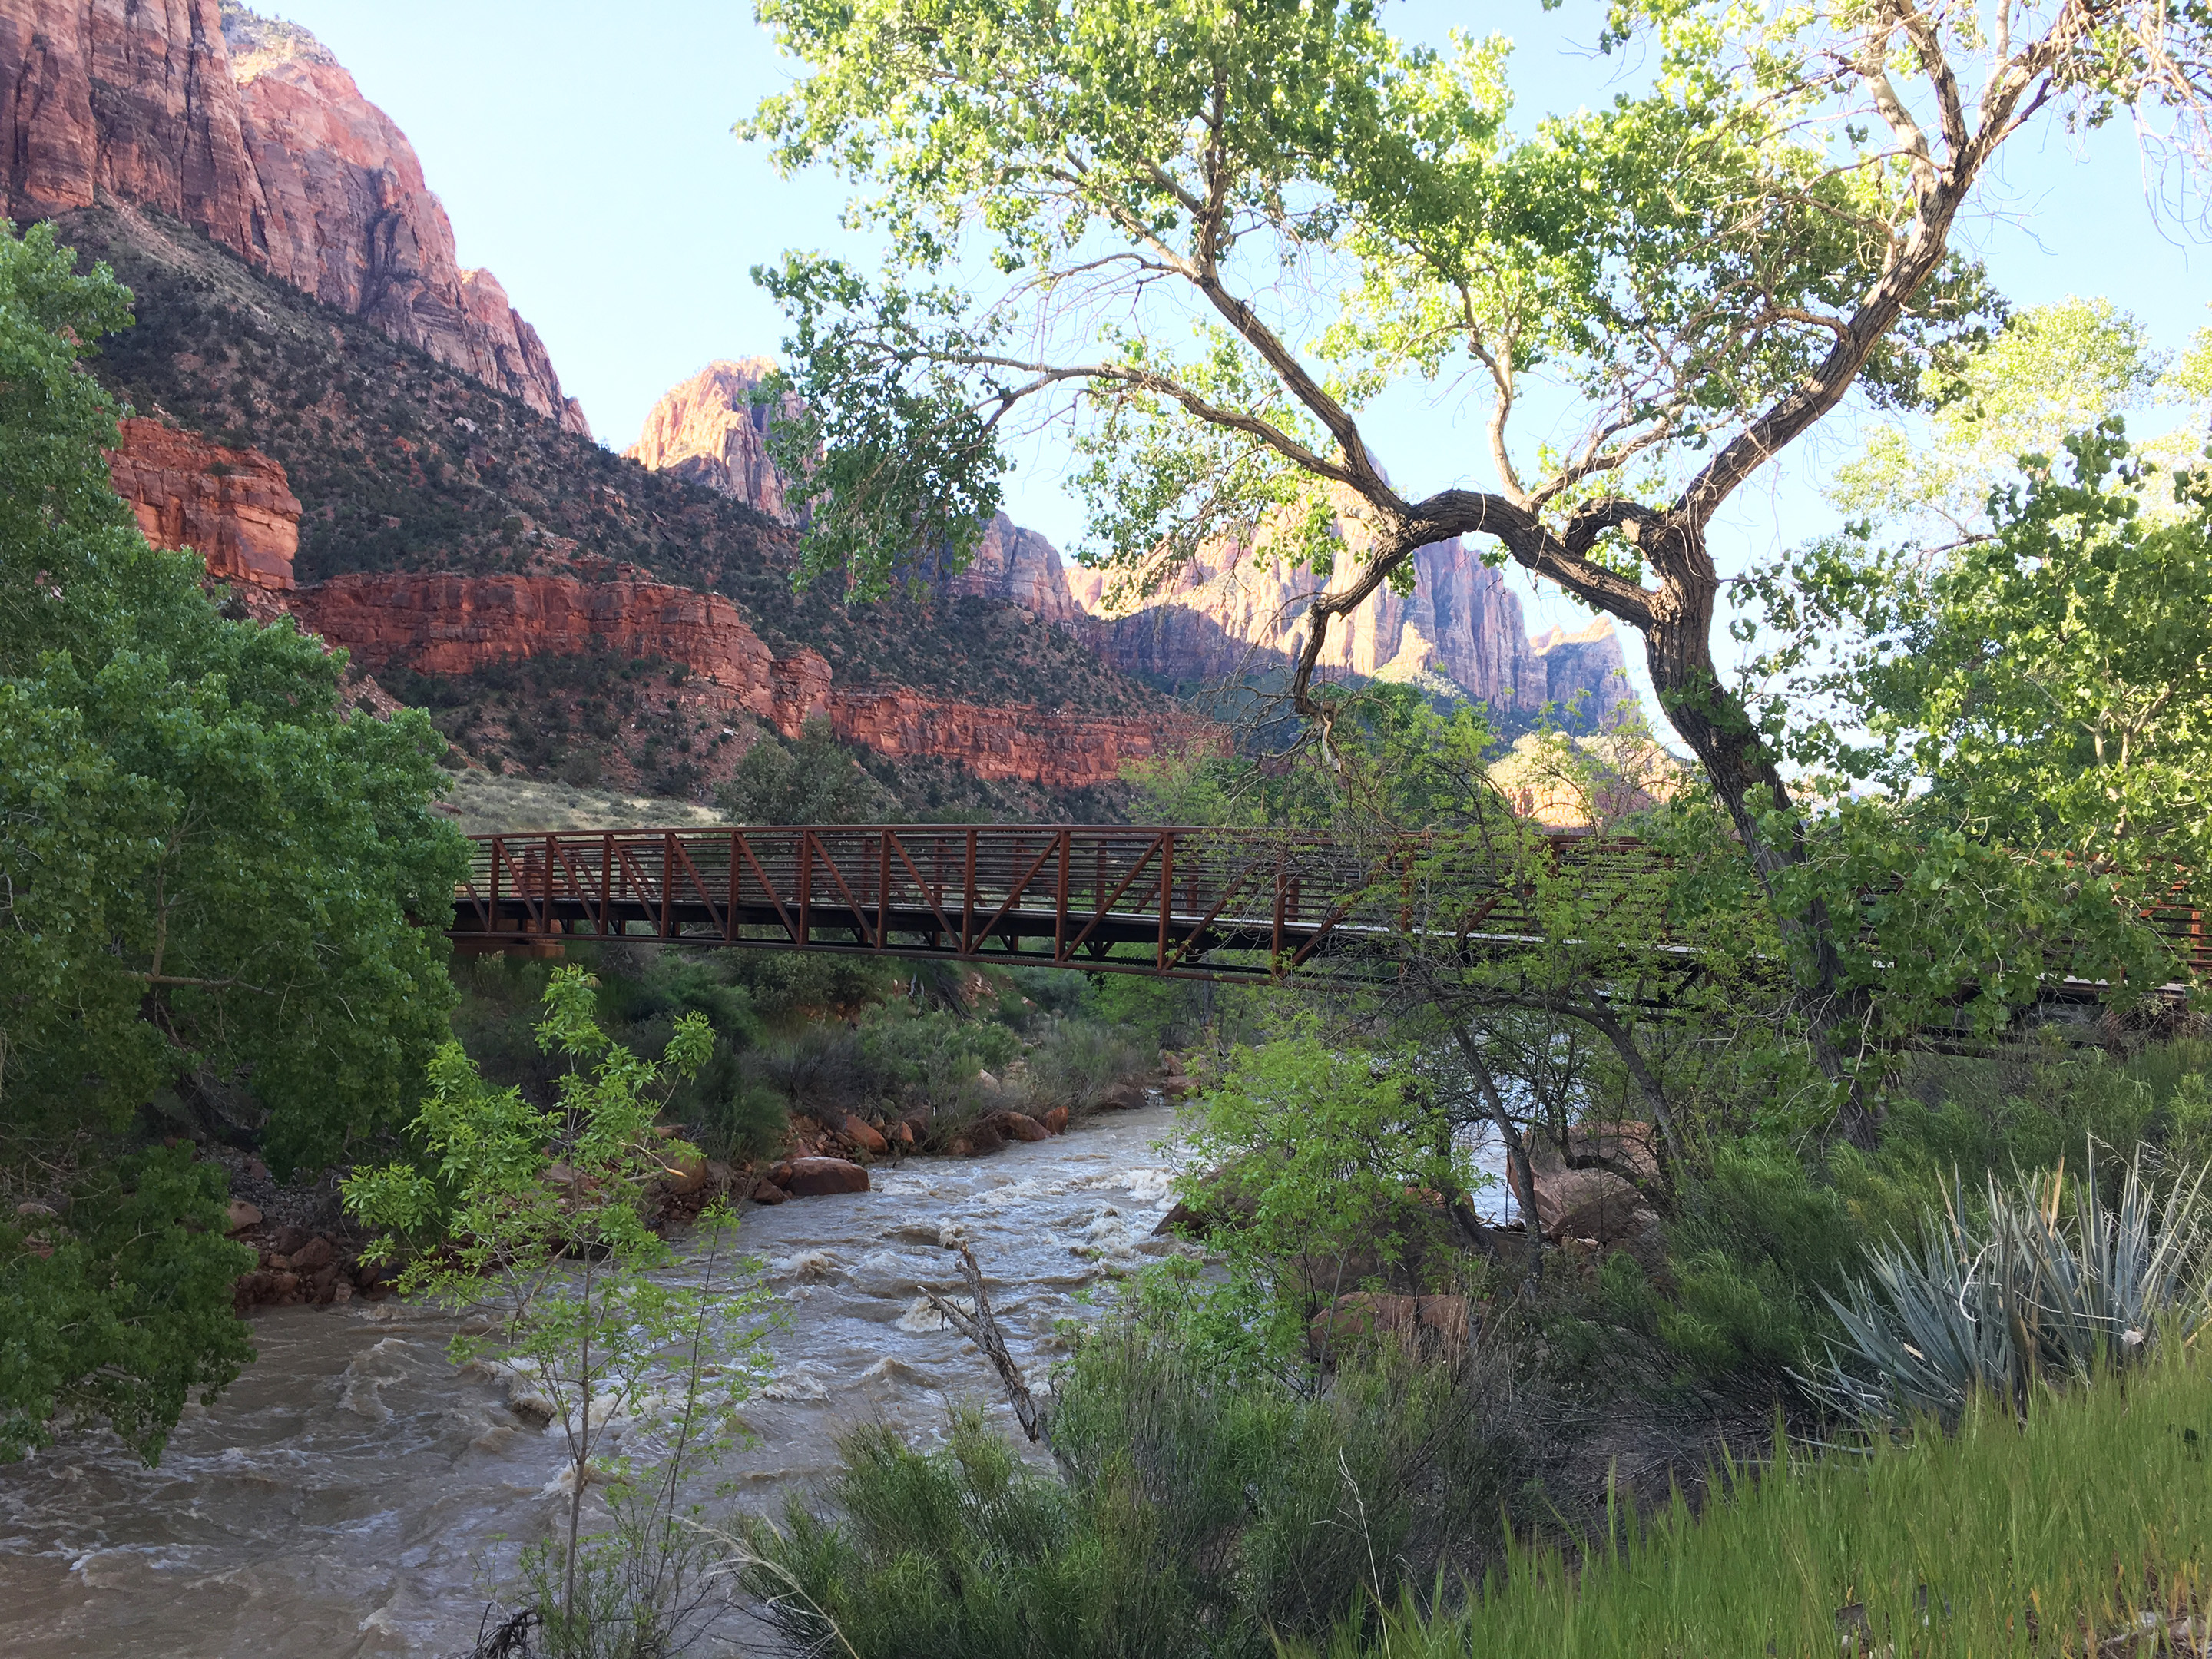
top-left (624, 363), bottom-right (1084, 625)
top-left (294, 571), bottom-right (1188, 789)
top-left (922, 513), bottom-right (1085, 628)
top-left (0, 0), bottom-right (585, 432)
top-left (629, 359), bottom-right (1631, 719)
top-left (624, 358), bottom-right (791, 518)
top-left (1068, 534), bottom-right (1633, 720)
top-left (106, 416), bottom-right (297, 592)
top-left (292, 572), bottom-right (835, 739)
top-left (830, 687), bottom-right (1204, 790)
top-left (102, 419), bottom-right (1177, 789)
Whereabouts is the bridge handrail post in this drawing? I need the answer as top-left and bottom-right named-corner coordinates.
top-left (963, 828), bottom-right (978, 955)
top-left (798, 830), bottom-right (813, 948)
top-left (661, 830), bottom-right (674, 938)
top-left (727, 830), bottom-right (740, 942)
top-left (1273, 847), bottom-right (1286, 970)
top-left (1055, 828), bottom-right (1071, 962)
top-left (545, 833), bottom-right (558, 936)
top-left (1159, 831), bottom-right (1175, 970)
top-left (877, 829), bottom-right (891, 951)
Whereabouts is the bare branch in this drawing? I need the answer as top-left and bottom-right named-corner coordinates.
top-left (919, 1243), bottom-right (1047, 1444)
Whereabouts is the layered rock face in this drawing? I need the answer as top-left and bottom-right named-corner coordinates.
top-left (293, 570), bottom-right (1191, 788)
top-left (113, 417), bottom-right (1174, 789)
top-left (929, 513), bottom-right (1084, 628)
top-left (0, 0), bottom-right (585, 432)
top-left (293, 573), bottom-right (835, 739)
top-left (626, 361), bottom-right (1628, 718)
top-left (626, 365), bottom-right (1084, 627)
top-left (106, 416), bottom-right (298, 591)
top-left (624, 358), bottom-right (791, 518)
top-left (830, 686), bottom-right (1204, 789)
top-left (294, 571), bottom-right (1187, 789)
top-left (1068, 535), bottom-right (1631, 719)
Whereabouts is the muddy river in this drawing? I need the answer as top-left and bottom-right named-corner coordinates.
top-left (0, 1103), bottom-right (1514, 1657)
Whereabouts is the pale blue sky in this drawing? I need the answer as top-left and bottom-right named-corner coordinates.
top-left (257, 2), bottom-right (2205, 688)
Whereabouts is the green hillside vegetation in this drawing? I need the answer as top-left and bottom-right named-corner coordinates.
top-left (56, 203), bottom-right (1171, 815)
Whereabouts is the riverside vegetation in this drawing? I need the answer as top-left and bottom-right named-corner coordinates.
top-left (722, 0), bottom-right (2212, 1649)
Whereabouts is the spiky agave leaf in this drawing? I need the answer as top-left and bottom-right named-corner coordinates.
top-left (1806, 1147), bottom-right (2212, 1425)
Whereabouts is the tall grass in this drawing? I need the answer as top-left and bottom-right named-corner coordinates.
top-left (1298, 1351), bottom-right (2212, 1659)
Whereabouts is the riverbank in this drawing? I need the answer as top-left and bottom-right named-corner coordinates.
top-left (0, 1104), bottom-right (1191, 1657)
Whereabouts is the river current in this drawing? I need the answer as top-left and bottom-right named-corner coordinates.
top-left (0, 1102), bottom-right (1515, 1657)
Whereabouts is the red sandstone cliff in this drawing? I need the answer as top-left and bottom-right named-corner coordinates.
top-left (293, 572), bottom-right (834, 740)
top-left (626, 363), bottom-right (1085, 628)
top-left (628, 359), bottom-right (1628, 717)
top-left (106, 416), bottom-right (297, 592)
top-left (830, 686), bottom-right (1203, 790)
top-left (939, 513), bottom-right (1084, 628)
top-left (102, 393), bottom-right (1174, 791)
top-left (293, 571), bottom-right (1187, 790)
top-left (624, 359), bottom-right (793, 518)
top-left (0, 0), bottom-right (585, 432)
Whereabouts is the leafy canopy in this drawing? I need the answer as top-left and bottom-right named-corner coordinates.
top-left (1750, 423), bottom-right (2212, 1029)
top-left (738, 0), bottom-right (2150, 619)
top-left (0, 218), bottom-right (466, 1462)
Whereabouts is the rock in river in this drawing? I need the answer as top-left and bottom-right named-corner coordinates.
top-left (783, 1157), bottom-right (870, 1197)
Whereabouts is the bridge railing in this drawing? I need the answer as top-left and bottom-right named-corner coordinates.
top-left (451, 824), bottom-right (2207, 986)
top-left (452, 823), bottom-right (1668, 975)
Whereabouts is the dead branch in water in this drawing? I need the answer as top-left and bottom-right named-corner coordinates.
top-left (919, 1241), bottom-right (1048, 1444)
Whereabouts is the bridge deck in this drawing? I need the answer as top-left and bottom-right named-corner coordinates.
top-left (449, 825), bottom-right (2210, 990)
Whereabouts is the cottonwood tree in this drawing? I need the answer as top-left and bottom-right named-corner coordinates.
top-left (1747, 426), bottom-right (2212, 1039)
top-left (0, 221), bottom-right (467, 1459)
top-left (746, 0), bottom-right (2212, 1141)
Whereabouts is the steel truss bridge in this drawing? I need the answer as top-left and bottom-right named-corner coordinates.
top-left (449, 825), bottom-right (2210, 1002)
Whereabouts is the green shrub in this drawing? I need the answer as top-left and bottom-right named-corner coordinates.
top-left (734, 1323), bottom-right (1530, 1659)
top-left (855, 1003), bottom-right (1019, 1101)
top-left (1883, 1046), bottom-right (2160, 1177)
top-left (2168, 1069), bottom-right (2212, 1171)
top-left (1634, 1145), bottom-right (1865, 1381)
top-left (701, 1083), bottom-right (786, 1162)
top-left (716, 714), bottom-right (886, 824)
top-left (748, 1025), bottom-right (873, 1121)
top-left (1021, 1017), bottom-right (1150, 1116)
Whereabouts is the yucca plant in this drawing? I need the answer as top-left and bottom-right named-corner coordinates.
top-left (1810, 1147), bottom-right (2212, 1423)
